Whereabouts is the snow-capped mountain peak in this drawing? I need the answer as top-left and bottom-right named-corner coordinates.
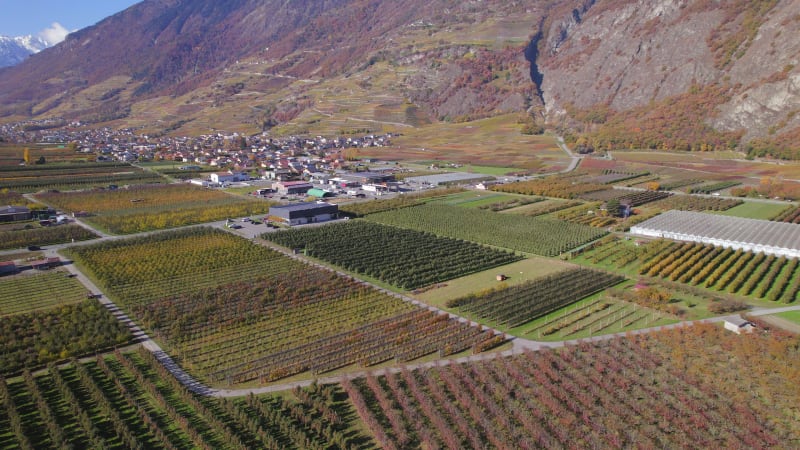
top-left (0, 35), bottom-right (52, 68)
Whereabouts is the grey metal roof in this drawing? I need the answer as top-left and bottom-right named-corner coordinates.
top-left (269, 202), bottom-right (338, 219)
top-left (404, 172), bottom-right (491, 185)
top-left (0, 205), bottom-right (30, 214)
top-left (630, 210), bottom-right (800, 253)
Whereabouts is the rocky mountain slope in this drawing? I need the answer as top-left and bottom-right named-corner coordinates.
top-left (0, 0), bottom-right (797, 158)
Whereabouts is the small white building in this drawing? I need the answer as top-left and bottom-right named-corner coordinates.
top-left (210, 171), bottom-right (248, 184)
top-left (723, 316), bottom-right (755, 334)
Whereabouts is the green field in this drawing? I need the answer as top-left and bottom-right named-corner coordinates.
top-left (717, 201), bottom-right (793, 220)
top-left (428, 191), bottom-right (521, 208)
top-left (367, 203), bottom-right (608, 256)
top-left (265, 220), bottom-right (521, 290)
top-left (0, 270), bottom-right (88, 316)
top-left (0, 224), bottom-right (99, 251)
top-left (413, 257), bottom-right (571, 307)
top-left (775, 310), bottom-right (800, 324)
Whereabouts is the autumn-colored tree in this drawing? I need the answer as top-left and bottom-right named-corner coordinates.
top-left (343, 147), bottom-right (360, 161)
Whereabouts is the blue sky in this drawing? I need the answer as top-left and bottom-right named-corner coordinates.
top-left (0, 0), bottom-right (140, 42)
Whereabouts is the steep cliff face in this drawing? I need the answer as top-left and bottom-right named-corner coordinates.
top-left (539, 0), bottom-right (800, 150)
top-left (541, 0), bottom-right (724, 114)
top-left (713, 0), bottom-right (800, 140)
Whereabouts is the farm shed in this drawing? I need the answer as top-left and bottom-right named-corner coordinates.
top-left (0, 261), bottom-right (17, 275)
top-left (274, 181), bottom-right (313, 195)
top-left (0, 205), bottom-right (31, 222)
top-left (29, 257), bottom-right (61, 270)
top-left (269, 202), bottom-right (338, 226)
top-left (210, 171), bottom-right (249, 184)
top-left (724, 316), bottom-right (755, 334)
top-left (339, 171), bottom-right (396, 185)
top-left (629, 210), bottom-right (800, 258)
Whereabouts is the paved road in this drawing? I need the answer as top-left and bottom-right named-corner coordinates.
top-left (557, 136), bottom-right (582, 173)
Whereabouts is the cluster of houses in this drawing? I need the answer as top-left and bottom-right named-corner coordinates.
top-left (1, 120), bottom-right (397, 172)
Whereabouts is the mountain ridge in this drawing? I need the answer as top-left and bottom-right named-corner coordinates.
top-left (0, 35), bottom-right (50, 68)
top-left (0, 0), bottom-right (798, 158)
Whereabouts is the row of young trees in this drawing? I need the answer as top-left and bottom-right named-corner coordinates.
top-left (0, 224), bottom-right (98, 251)
top-left (651, 194), bottom-right (742, 211)
top-left (37, 184), bottom-right (272, 234)
top-left (0, 298), bottom-right (131, 376)
top-left (687, 181), bottom-right (740, 194)
top-left (0, 349), bottom-right (369, 449)
top-left (2, 170), bottom-right (163, 192)
top-left (266, 220), bottom-right (521, 289)
top-left (66, 227), bottom-right (293, 297)
top-left (209, 308), bottom-right (501, 384)
top-left (0, 270), bottom-right (88, 316)
top-left (446, 268), bottom-right (624, 328)
top-left (635, 241), bottom-right (800, 302)
top-left (366, 204), bottom-right (608, 256)
top-left (774, 205), bottom-right (800, 224)
top-left (344, 325), bottom-right (789, 448)
top-left (491, 175), bottom-right (606, 199)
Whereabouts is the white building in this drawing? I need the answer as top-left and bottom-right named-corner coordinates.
top-left (210, 171), bottom-right (248, 184)
top-left (724, 316), bottom-right (755, 334)
top-left (630, 210), bottom-right (800, 259)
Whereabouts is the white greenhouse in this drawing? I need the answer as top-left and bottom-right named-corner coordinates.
top-left (629, 210), bottom-right (800, 259)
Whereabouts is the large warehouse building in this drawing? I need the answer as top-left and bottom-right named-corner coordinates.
top-left (269, 202), bottom-right (338, 226)
top-left (630, 210), bottom-right (800, 258)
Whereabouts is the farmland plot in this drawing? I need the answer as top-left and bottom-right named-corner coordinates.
top-left (0, 349), bottom-right (370, 449)
top-left (0, 163), bottom-right (164, 192)
top-left (265, 220), bottom-right (521, 289)
top-left (36, 184), bottom-right (271, 234)
top-left (344, 324), bottom-right (796, 449)
top-left (446, 267), bottom-right (624, 329)
top-left (68, 227), bottom-right (502, 384)
top-left (367, 204), bottom-right (607, 256)
top-left (0, 270), bottom-right (87, 316)
top-left (0, 224), bottom-right (98, 250)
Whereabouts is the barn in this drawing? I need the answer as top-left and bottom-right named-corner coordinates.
top-left (29, 257), bottom-right (61, 271)
top-left (724, 316), bottom-right (755, 334)
top-left (274, 181), bottom-right (313, 195)
top-left (210, 171), bottom-right (248, 184)
top-left (0, 206), bottom-right (31, 222)
top-left (630, 210), bottom-right (800, 259)
top-left (269, 202), bottom-right (338, 226)
top-left (0, 261), bottom-right (17, 275)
